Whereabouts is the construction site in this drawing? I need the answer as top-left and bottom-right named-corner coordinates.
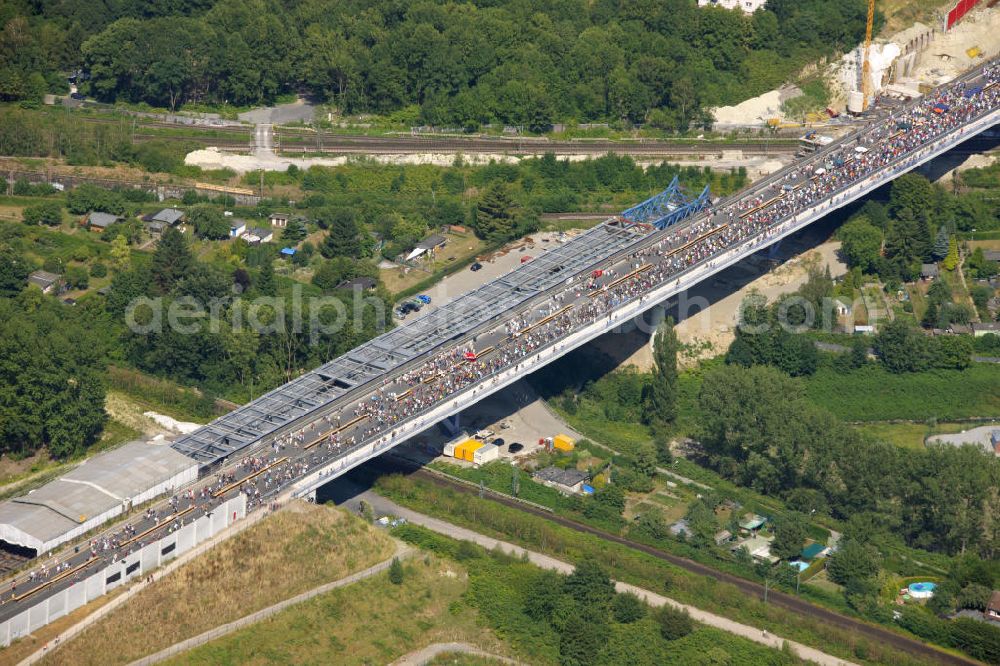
top-left (713, 0), bottom-right (1000, 132)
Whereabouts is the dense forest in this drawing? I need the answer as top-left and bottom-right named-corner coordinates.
top-left (1, 0), bottom-right (871, 129)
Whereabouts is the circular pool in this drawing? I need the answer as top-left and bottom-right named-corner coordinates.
top-left (907, 582), bottom-right (936, 599)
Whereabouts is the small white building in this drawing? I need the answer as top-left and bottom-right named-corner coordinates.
top-left (229, 220), bottom-right (247, 238)
top-left (697, 0), bottom-right (766, 14)
top-left (473, 443), bottom-right (500, 465)
top-left (269, 212), bottom-right (290, 228)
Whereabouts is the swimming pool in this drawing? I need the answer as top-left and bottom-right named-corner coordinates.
top-left (908, 582), bottom-right (937, 599)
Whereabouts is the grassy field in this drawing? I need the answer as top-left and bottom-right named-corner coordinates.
top-left (856, 421), bottom-right (1000, 449)
top-left (160, 555), bottom-right (511, 666)
top-left (40, 503), bottom-right (394, 666)
top-left (803, 363), bottom-right (1000, 421)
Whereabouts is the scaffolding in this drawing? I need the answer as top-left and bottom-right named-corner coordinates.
top-left (621, 175), bottom-right (710, 230)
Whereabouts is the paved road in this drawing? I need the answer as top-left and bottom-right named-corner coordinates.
top-left (339, 483), bottom-right (857, 666)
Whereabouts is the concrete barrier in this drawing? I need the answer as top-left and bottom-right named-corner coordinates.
top-left (0, 495), bottom-right (247, 647)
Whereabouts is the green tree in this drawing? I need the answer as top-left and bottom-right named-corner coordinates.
top-left (525, 570), bottom-right (564, 621)
top-left (0, 245), bottom-right (29, 297)
top-left (559, 608), bottom-right (608, 666)
top-left (873, 319), bottom-right (928, 373)
top-left (932, 225), bottom-right (950, 261)
top-left (889, 173), bottom-right (936, 220)
top-left (837, 216), bottom-right (883, 273)
top-left (611, 592), bottom-right (646, 623)
top-left (110, 235), bottom-right (131, 271)
top-left (388, 557), bottom-right (404, 584)
top-left (188, 205), bottom-right (229, 240)
top-left (474, 182), bottom-right (518, 242)
top-left (320, 208), bottom-right (361, 258)
top-left (22, 201), bottom-right (63, 226)
top-left (564, 558), bottom-right (615, 609)
top-left (884, 208), bottom-right (931, 266)
top-left (64, 265), bottom-right (89, 290)
top-left (150, 227), bottom-right (192, 295)
top-left (644, 317), bottom-right (678, 424)
top-left (771, 512), bottom-right (808, 560)
top-left (656, 605), bottom-right (693, 641)
top-left (256, 258), bottom-right (276, 297)
top-left (826, 538), bottom-right (881, 596)
top-left (942, 237), bottom-right (959, 272)
top-left (281, 218), bottom-right (307, 244)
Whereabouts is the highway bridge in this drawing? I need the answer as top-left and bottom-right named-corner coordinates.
top-left (0, 60), bottom-right (997, 642)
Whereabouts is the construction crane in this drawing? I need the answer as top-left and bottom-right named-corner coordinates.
top-left (861, 0), bottom-right (875, 111)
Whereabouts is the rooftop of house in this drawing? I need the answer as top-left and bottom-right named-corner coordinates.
top-left (151, 208), bottom-right (185, 225)
top-left (88, 211), bottom-right (120, 228)
top-left (416, 233), bottom-right (447, 250)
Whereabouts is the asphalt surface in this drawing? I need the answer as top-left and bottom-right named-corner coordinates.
top-left (0, 61), bottom-right (996, 637)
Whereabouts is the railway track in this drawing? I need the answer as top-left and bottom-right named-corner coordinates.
top-left (365, 460), bottom-right (979, 666)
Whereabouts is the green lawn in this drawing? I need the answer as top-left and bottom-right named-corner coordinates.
top-left (803, 363), bottom-right (1000, 422)
top-left (856, 421), bottom-right (1000, 449)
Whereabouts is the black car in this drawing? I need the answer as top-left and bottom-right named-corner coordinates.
top-left (69, 92), bottom-right (85, 100)
top-left (470, 262), bottom-right (483, 271)
top-left (397, 302), bottom-right (419, 316)
top-left (508, 442), bottom-right (523, 453)
top-left (491, 438), bottom-right (505, 447)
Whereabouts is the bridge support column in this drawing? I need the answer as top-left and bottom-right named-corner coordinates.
top-left (767, 239), bottom-right (783, 260)
top-left (647, 304), bottom-right (667, 348)
top-left (440, 414), bottom-right (461, 437)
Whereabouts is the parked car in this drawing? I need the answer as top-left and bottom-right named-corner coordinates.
top-left (397, 301), bottom-right (420, 316)
top-left (470, 262), bottom-right (483, 271)
top-left (491, 438), bottom-right (505, 447)
top-left (69, 92), bottom-right (85, 100)
top-left (508, 443), bottom-right (524, 453)
top-left (416, 294), bottom-right (431, 304)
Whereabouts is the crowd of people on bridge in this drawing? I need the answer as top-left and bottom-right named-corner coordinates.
top-left (298, 65), bottom-right (1000, 464)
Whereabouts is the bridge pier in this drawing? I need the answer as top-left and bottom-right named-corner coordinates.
top-left (439, 414), bottom-right (461, 437)
top-left (647, 304), bottom-right (667, 349)
top-left (767, 239), bottom-right (783, 260)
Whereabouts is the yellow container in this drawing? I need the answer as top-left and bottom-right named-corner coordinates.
top-left (553, 434), bottom-right (575, 451)
top-left (453, 439), bottom-right (471, 459)
top-left (461, 440), bottom-right (484, 461)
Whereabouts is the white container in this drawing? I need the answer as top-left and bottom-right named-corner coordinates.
top-left (473, 443), bottom-right (500, 465)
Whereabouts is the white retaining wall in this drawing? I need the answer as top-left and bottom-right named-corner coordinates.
top-left (0, 494), bottom-right (246, 647)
